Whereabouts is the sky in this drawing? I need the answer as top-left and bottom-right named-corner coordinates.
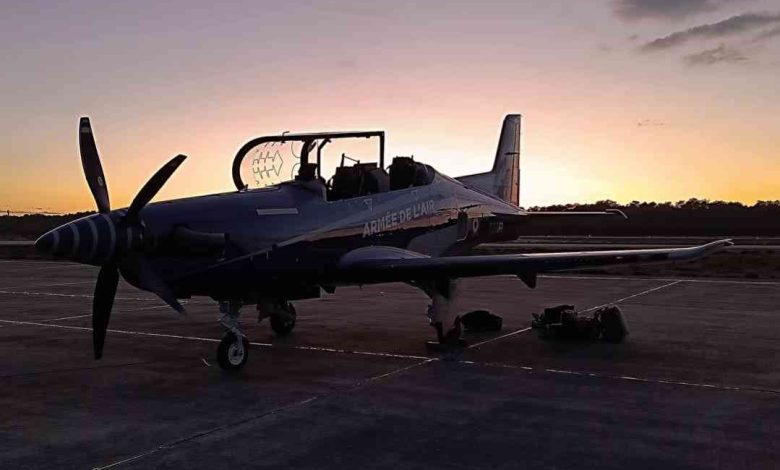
top-left (1, 0), bottom-right (779, 212)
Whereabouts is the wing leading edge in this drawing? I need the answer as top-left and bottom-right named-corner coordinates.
top-left (334, 240), bottom-right (732, 285)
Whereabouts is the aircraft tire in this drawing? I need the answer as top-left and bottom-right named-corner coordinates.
top-left (270, 303), bottom-right (297, 337)
top-left (217, 333), bottom-right (249, 371)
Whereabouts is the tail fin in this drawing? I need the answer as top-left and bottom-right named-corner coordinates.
top-left (457, 114), bottom-right (521, 205)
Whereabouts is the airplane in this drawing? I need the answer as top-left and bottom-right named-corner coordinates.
top-left (33, 114), bottom-right (732, 371)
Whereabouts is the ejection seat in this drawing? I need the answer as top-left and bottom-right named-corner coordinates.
top-left (328, 162), bottom-right (389, 201)
top-left (295, 163), bottom-right (327, 198)
top-left (389, 157), bottom-right (434, 190)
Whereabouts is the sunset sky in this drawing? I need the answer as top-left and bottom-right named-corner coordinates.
top-left (2, 0), bottom-right (779, 213)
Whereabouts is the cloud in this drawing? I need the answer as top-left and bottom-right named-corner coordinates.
top-left (637, 119), bottom-right (667, 127)
top-left (614, 0), bottom-right (718, 21)
top-left (751, 24), bottom-right (780, 42)
top-left (641, 12), bottom-right (780, 51)
top-left (683, 44), bottom-right (748, 65)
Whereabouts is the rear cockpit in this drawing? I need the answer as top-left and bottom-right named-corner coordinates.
top-left (232, 130), bottom-right (435, 202)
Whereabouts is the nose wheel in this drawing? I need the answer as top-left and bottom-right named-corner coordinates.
top-left (216, 300), bottom-right (249, 371)
top-left (217, 333), bottom-right (249, 371)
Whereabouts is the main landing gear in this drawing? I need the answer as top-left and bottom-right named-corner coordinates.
top-left (419, 279), bottom-right (468, 351)
top-left (215, 299), bottom-right (297, 371)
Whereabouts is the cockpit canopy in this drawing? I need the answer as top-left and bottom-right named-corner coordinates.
top-left (232, 130), bottom-right (434, 201)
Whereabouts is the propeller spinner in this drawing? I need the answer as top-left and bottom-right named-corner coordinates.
top-left (34, 117), bottom-right (187, 359)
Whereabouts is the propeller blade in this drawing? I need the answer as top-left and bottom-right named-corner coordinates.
top-left (127, 154), bottom-right (187, 221)
top-left (79, 117), bottom-right (111, 214)
top-left (124, 255), bottom-right (186, 315)
top-left (92, 264), bottom-right (119, 359)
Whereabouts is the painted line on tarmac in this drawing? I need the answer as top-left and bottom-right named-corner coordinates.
top-left (30, 301), bottom-right (204, 323)
top-left (93, 356), bottom-right (436, 469)
top-left (0, 360), bottom-right (153, 379)
top-left (0, 319), bottom-right (227, 344)
top-left (541, 274), bottom-right (780, 286)
top-left (92, 394), bottom-right (324, 470)
top-left (0, 262), bottom-right (94, 272)
top-left (0, 260), bottom-right (80, 265)
top-left (0, 280), bottom-right (94, 291)
top-left (2, 318), bottom-right (777, 397)
top-left (283, 343), bottom-right (430, 361)
top-left (0, 289), bottom-right (158, 302)
top-left (0, 318), bottom-right (431, 362)
top-left (457, 360), bottom-right (780, 395)
top-left (40, 313), bottom-right (92, 322)
top-left (467, 280), bottom-right (683, 351)
top-left (579, 280), bottom-right (683, 313)
top-left (9, 314), bottom-right (769, 397)
top-left (468, 327), bottom-right (532, 350)
top-left (359, 358), bottom-right (436, 383)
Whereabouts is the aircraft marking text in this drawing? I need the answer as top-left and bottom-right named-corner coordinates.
top-left (362, 200), bottom-right (435, 237)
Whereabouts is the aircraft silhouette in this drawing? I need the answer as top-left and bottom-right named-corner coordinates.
top-left (34, 115), bottom-right (731, 370)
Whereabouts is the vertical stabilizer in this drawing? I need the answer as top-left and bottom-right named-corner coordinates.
top-left (457, 114), bottom-right (521, 205)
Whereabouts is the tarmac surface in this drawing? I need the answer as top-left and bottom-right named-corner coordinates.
top-left (1, 260), bottom-right (779, 469)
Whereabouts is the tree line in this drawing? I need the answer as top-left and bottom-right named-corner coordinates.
top-left (2, 199), bottom-right (780, 239)
top-left (524, 199), bottom-right (780, 236)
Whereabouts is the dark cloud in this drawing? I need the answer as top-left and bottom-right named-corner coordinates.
top-left (751, 24), bottom-right (780, 41)
top-left (683, 44), bottom-right (748, 65)
top-left (614, 0), bottom-right (717, 21)
top-left (641, 12), bottom-right (780, 51)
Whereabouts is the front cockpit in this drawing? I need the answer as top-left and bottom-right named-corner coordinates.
top-left (231, 130), bottom-right (435, 202)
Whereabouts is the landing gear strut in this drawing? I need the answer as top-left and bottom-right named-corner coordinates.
top-left (419, 279), bottom-right (467, 351)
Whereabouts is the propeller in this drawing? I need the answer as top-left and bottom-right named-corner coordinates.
top-left (79, 118), bottom-right (111, 214)
top-left (79, 117), bottom-right (187, 359)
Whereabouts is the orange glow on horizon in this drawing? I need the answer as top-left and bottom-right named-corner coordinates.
top-left (2, 1), bottom-right (778, 213)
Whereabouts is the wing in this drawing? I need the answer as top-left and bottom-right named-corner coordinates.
top-left (520, 208), bottom-right (628, 219)
top-left (333, 240), bottom-right (732, 285)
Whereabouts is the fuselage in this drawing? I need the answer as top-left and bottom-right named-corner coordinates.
top-left (38, 167), bottom-right (525, 302)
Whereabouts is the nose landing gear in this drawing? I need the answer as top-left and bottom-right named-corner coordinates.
top-left (215, 299), bottom-right (298, 371)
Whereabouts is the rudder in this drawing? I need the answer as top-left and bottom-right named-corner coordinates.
top-left (457, 114), bottom-right (521, 205)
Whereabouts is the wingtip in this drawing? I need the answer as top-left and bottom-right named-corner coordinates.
top-left (605, 208), bottom-right (628, 219)
top-left (704, 239), bottom-right (734, 250)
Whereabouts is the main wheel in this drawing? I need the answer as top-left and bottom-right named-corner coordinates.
top-left (217, 333), bottom-right (249, 371)
top-left (270, 303), bottom-right (296, 337)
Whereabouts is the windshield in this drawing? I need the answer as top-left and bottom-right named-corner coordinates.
top-left (237, 140), bottom-right (309, 190)
top-left (232, 131), bottom-right (385, 191)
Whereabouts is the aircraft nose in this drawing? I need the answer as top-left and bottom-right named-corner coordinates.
top-left (34, 231), bottom-right (57, 254)
top-left (33, 215), bottom-right (120, 263)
